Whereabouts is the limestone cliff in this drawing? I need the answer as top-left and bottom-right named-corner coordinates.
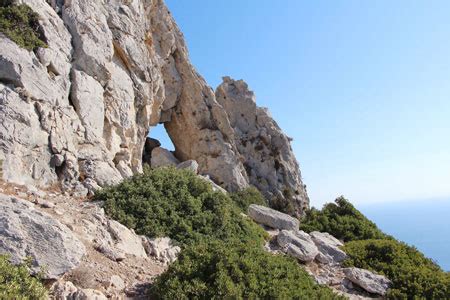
top-left (0, 0), bottom-right (309, 215)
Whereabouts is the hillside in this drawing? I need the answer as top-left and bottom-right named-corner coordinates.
top-left (0, 1), bottom-right (449, 299)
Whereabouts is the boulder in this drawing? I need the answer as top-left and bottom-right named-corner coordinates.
top-left (107, 220), bottom-right (147, 258)
top-left (310, 232), bottom-right (347, 264)
top-left (0, 194), bottom-right (85, 279)
top-left (143, 137), bottom-right (161, 165)
top-left (94, 243), bottom-right (126, 262)
top-left (142, 237), bottom-right (181, 265)
top-left (177, 160), bottom-right (199, 174)
top-left (71, 289), bottom-right (108, 300)
top-left (248, 204), bottom-right (299, 231)
top-left (343, 267), bottom-right (391, 295)
top-left (151, 147), bottom-right (180, 168)
top-left (277, 230), bottom-right (319, 262)
top-left (51, 280), bottom-right (78, 299)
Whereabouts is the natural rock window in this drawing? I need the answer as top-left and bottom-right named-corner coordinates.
top-left (143, 124), bottom-right (178, 168)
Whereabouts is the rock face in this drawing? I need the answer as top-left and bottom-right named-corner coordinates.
top-left (248, 204), bottom-right (299, 231)
top-left (343, 268), bottom-right (391, 296)
top-left (0, 194), bottom-right (85, 279)
top-left (0, 0), bottom-right (309, 215)
top-left (215, 77), bottom-right (309, 214)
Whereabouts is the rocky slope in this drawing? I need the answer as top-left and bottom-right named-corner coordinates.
top-left (0, 180), bottom-right (169, 298)
top-left (0, 0), bottom-right (309, 215)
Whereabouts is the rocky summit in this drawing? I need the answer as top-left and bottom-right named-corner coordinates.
top-left (0, 0), bottom-right (308, 216)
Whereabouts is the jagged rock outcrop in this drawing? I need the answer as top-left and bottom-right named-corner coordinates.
top-left (0, 194), bottom-right (85, 279)
top-left (0, 0), bottom-right (309, 215)
top-left (216, 77), bottom-right (309, 214)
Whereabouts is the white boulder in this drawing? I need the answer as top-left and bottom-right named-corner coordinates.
top-left (0, 194), bottom-right (85, 279)
top-left (142, 237), bottom-right (181, 265)
top-left (248, 204), bottom-right (299, 231)
top-left (277, 230), bottom-right (319, 262)
top-left (151, 147), bottom-right (180, 168)
top-left (343, 267), bottom-right (391, 295)
top-left (310, 231), bottom-right (347, 264)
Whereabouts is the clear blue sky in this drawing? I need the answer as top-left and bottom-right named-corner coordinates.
top-left (156, 0), bottom-right (450, 207)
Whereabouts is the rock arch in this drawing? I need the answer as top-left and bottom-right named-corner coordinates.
top-left (0, 0), bottom-right (309, 215)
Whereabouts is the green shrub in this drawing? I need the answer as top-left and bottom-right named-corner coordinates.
top-left (343, 239), bottom-right (450, 299)
top-left (151, 240), bottom-right (343, 299)
top-left (300, 196), bottom-right (386, 242)
top-left (230, 186), bottom-right (267, 212)
top-left (268, 188), bottom-right (297, 216)
top-left (0, 255), bottom-right (47, 299)
top-left (0, 2), bottom-right (47, 50)
top-left (98, 167), bottom-right (345, 299)
top-left (95, 167), bottom-right (265, 246)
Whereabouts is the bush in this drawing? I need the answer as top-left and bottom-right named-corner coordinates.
top-left (343, 239), bottom-right (450, 299)
top-left (95, 167), bottom-right (265, 246)
top-left (98, 167), bottom-right (344, 299)
top-left (0, 255), bottom-right (47, 299)
top-left (151, 240), bottom-right (343, 299)
top-left (300, 196), bottom-right (386, 242)
top-left (0, 2), bottom-right (47, 50)
top-left (269, 188), bottom-right (297, 216)
top-left (230, 186), bottom-right (267, 212)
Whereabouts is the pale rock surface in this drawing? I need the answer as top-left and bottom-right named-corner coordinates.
top-left (107, 220), bottom-right (148, 258)
top-left (0, 0), bottom-right (309, 215)
top-left (70, 70), bottom-right (105, 142)
top-left (277, 230), bottom-right (319, 262)
top-left (151, 147), bottom-right (179, 168)
top-left (248, 204), bottom-right (299, 231)
top-left (310, 231), bottom-right (347, 264)
top-left (216, 77), bottom-right (309, 215)
top-left (71, 289), bottom-right (108, 300)
top-left (343, 268), bottom-right (391, 296)
top-left (0, 194), bottom-right (85, 279)
top-left (143, 237), bottom-right (181, 265)
top-left (177, 159), bottom-right (199, 173)
top-left (51, 280), bottom-right (79, 300)
top-left (109, 275), bottom-right (126, 291)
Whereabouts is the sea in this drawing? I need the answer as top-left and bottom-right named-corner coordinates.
top-left (357, 199), bottom-right (450, 272)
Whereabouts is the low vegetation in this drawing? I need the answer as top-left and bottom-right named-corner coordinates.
top-left (0, 1), bottom-right (47, 50)
top-left (97, 167), bottom-right (340, 298)
top-left (302, 196), bottom-right (450, 299)
top-left (0, 255), bottom-right (47, 300)
top-left (300, 196), bottom-right (386, 241)
top-left (229, 185), bottom-right (267, 212)
top-left (343, 239), bottom-right (450, 299)
top-left (96, 167), bottom-right (265, 246)
top-left (151, 240), bottom-right (343, 299)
